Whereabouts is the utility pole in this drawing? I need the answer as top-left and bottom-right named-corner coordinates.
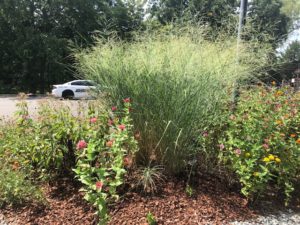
top-left (237, 0), bottom-right (248, 46)
top-left (232, 0), bottom-right (248, 110)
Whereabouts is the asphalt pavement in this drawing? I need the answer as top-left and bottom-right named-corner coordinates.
top-left (0, 95), bottom-right (90, 119)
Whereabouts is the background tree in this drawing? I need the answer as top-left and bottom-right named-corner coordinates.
top-left (282, 41), bottom-right (300, 62)
top-left (149, 0), bottom-right (237, 28)
top-left (246, 0), bottom-right (290, 46)
top-left (0, 0), bottom-right (144, 93)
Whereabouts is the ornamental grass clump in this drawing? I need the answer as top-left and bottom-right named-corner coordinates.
top-left (76, 26), bottom-right (270, 173)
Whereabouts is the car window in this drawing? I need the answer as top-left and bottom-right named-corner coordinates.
top-left (85, 81), bottom-right (95, 86)
top-left (71, 81), bottom-right (85, 86)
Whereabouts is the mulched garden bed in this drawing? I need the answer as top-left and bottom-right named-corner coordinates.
top-left (1, 174), bottom-right (264, 225)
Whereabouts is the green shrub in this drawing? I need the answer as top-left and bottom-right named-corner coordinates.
top-left (220, 85), bottom-right (300, 203)
top-left (0, 97), bottom-right (108, 178)
top-left (0, 166), bottom-right (44, 207)
top-left (76, 26), bottom-right (270, 173)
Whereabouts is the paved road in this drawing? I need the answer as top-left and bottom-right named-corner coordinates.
top-left (0, 95), bottom-right (91, 119)
top-left (0, 95), bottom-right (45, 119)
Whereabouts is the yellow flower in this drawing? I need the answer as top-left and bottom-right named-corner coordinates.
top-left (268, 154), bottom-right (275, 161)
top-left (245, 152), bottom-right (251, 157)
top-left (275, 90), bottom-right (283, 96)
top-left (296, 139), bottom-right (300, 144)
top-left (253, 172), bottom-right (259, 177)
top-left (272, 81), bottom-right (276, 86)
top-left (275, 158), bottom-right (281, 163)
top-left (275, 120), bottom-right (283, 125)
top-left (263, 157), bottom-right (270, 162)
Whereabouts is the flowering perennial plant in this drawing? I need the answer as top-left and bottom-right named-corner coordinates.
top-left (220, 86), bottom-right (300, 204)
top-left (73, 99), bottom-right (138, 224)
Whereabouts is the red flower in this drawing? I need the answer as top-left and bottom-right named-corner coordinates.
top-left (118, 124), bottom-right (126, 131)
top-left (106, 140), bottom-right (114, 147)
top-left (90, 117), bottom-right (97, 123)
top-left (123, 156), bottom-right (132, 167)
top-left (77, 140), bottom-right (87, 150)
top-left (95, 181), bottom-right (103, 190)
top-left (111, 106), bottom-right (117, 111)
top-left (123, 98), bottom-right (130, 103)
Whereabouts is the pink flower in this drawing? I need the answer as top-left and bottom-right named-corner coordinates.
top-left (90, 117), bottom-right (97, 123)
top-left (111, 106), bottom-right (117, 111)
top-left (22, 115), bottom-right (30, 120)
top-left (95, 181), bottom-right (103, 190)
top-left (234, 148), bottom-right (241, 155)
top-left (262, 143), bottom-right (269, 149)
top-left (108, 119), bottom-right (114, 126)
top-left (123, 98), bottom-right (131, 103)
top-left (77, 140), bottom-right (87, 150)
top-left (118, 124), bottom-right (126, 131)
top-left (219, 144), bottom-right (225, 150)
top-left (202, 131), bottom-right (208, 137)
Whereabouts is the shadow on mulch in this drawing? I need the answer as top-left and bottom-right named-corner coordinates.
top-left (2, 176), bottom-right (299, 225)
top-left (2, 179), bottom-right (97, 225)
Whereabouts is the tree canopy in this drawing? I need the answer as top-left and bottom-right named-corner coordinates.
top-left (0, 0), bottom-right (144, 93)
top-left (0, 0), bottom-right (297, 93)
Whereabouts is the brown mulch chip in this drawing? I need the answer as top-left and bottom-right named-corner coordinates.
top-left (108, 176), bottom-right (257, 225)
top-left (2, 179), bottom-right (97, 225)
top-left (1, 176), bottom-right (259, 225)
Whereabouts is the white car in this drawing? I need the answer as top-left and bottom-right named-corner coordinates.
top-left (51, 80), bottom-right (96, 99)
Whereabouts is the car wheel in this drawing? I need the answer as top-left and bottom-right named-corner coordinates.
top-left (62, 90), bottom-right (74, 99)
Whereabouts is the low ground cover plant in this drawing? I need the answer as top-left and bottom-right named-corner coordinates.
top-left (0, 162), bottom-right (44, 207)
top-left (219, 85), bottom-right (300, 203)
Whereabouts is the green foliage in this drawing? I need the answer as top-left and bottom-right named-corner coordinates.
top-left (135, 165), bottom-right (165, 193)
top-left (246, 0), bottom-right (290, 46)
top-left (146, 211), bottom-right (158, 225)
top-left (149, 0), bottom-right (237, 28)
top-left (0, 96), bottom-right (108, 178)
top-left (0, 0), bottom-right (144, 93)
top-left (73, 100), bottom-right (138, 224)
top-left (185, 184), bottom-right (194, 197)
top-left (0, 165), bottom-right (45, 207)
top-left (76, 26), bottom-right (271, 173)
top-left (281, 41), bottom-right (300, 63)
top-left (281, 0), bottom-right (300, 21)
top-left (220, 85), bottom-right (300, 203)
top-left (0, 96), bottom-right (137, 223)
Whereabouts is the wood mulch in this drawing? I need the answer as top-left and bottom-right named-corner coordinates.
top-left (109, 175), bottom-right (256, 225)
top-left (2, 179), bottom-right (97, 225)
top-left (1, 175), bottom-right (261, 225)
